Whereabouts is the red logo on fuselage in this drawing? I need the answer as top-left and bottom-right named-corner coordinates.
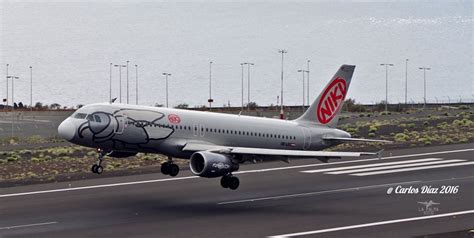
top-left (316, 78), bottom-right (347, 124)
top-left (168, 114), bottom-right (181, 124)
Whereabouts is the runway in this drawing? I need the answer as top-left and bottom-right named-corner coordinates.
top-left (1, 143), bottom-right (473, 238)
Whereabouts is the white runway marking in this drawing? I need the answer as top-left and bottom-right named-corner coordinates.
top-left (0, 221), bottom-right (58, 230)
top-left (327, 159), bottom-right (464, 175)
top-left (217, 180), bottom-right (420, 205)
top-left (0, 176), bottom-right (197, 198)
top-left (0, 148), bottom-right (472, 198)
top-left (300, 158), bottom-right (441, 173)
top-left (268, 210), bottom-right (474, 237)
top-left (352, 161), bottom-right (474, 176)
top-left (237, 148), bottom-right (474, 174)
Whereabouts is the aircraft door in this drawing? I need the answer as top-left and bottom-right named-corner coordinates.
top-left (302, 128), bottom-right (311, 150)
top-left (115, 113), bottom-right (126, 135)
top-left (193, 124), bottom-right (198, 137)
top-left (199, 124), bottom-right (205, 137)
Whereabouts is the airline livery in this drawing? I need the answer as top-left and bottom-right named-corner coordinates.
top-left (58, 65), bottom-right (386, 190)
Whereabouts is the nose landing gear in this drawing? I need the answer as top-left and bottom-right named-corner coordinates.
top-left (161, 156), bottom-right (180, 177)
top-left (91, 149), bottom-right (106, 174)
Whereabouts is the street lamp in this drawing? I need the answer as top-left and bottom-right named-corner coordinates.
top-left (279, 49), bottom-right (287, 119)
top-left (5, 64), bottom-right (9, 107)
top-left (380, 63), bottom-right (394, 112)
top-left (240, 63), bottom-right (244, 112)
top-left (306, 60), bottom-right (310, 107)
top-left (419, 67), bottom-right (431, 108)
top-left (114, 64), bottom-right (126, 103)
top-left (109, 63), bottom-right (113, 103)
top-left (162, 73), bottom-right (171, 108)
top-left (297, 69), bottom-right (309, 111)
top-left (126, 60), bottom-right (130, 104)
top-left (7, 75), bottom-right (19, 137)
top-left (241, 62), bottom-right (254, 113)
top-left (405, 59), bottom-right (409, 105)
top-left (29, 66), bottom-right (33, 109)
top-left (135, 64), bottom-right (138, 105)
top-left (208, 61), bottom-right (213, 110)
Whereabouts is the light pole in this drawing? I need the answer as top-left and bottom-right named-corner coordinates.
top-left (7, 75), bottom-right (19, 137)
top-left (162, 73), bottom-right (171, 108)
top-left (405, 59), bottom-right (409, 105)
top-left (135, 64), bottom-right (138, 105)
top-left (114, 64), bottom-right (126, 103)
top-left (29, 66), bottom-right (32, 109)
top-left (246, 63), bottom-right (254, 113)
top-left (126, 60), bottom-right (129, 104)
top-left (109, 63), bottom-right (112, 103)
top-left (279, 49), bottom-right (287, 119)
top-left (297, 69), bottom-right (308, 111)
top-left (240, 62), bottom-right (254, 113)
top-left (380, 63), bottom-right (394, 112)
top-left (5, 64), bottom-right (8, 107)
top-left (306, 60), bottom-right (310, 107)
top-left (419, 67), bottom-right (431, 108)
top-left (208, 61), bottom-right (213, 110)
top-left (240, 63), bottom-right (244, 111)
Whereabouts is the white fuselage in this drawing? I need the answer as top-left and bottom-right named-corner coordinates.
top-left (59, 103), bottom-right (350, 159)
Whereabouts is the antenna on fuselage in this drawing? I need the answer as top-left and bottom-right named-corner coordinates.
top-left (110, 97), bottom-right (117, 103)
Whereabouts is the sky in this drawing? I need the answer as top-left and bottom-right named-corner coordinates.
top-left (0, 0), bottom-right (472, 108)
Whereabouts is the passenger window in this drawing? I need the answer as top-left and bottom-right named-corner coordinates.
top-left (94, 115), bottom-right (101, 122)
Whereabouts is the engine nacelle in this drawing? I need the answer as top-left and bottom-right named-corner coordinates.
top-left (107, 151), bottom-right (138, 158)
top-left (189, 151), bottom-right (239, 178)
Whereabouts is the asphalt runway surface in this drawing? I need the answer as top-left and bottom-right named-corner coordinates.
top-left (1, 143), bottom-right (473, 238)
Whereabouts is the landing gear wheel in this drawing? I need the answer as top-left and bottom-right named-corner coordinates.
top-left (220, 175), bottom-right (230, 188)
top-left (228, 177), bottom-right (240, 190)
top-left (169, 164), bottom-right (179, 177)
top-left (95, 165), bottom-right (104, 174)
top-left (91, 164), bottom-right (98, 173)
top-left (161, 162), bottom-right (170, 175)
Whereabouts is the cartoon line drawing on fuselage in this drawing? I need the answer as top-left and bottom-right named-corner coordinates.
top-left (77, 109), bottom-right (174, 149)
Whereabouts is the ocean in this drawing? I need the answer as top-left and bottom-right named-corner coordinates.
top-left (1, 0), bottom-right (472, 108)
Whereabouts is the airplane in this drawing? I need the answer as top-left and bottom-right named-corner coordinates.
top-left (58, 65), bottom-right (387, 190)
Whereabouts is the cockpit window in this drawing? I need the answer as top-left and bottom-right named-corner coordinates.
top-left (86, 114), bottom-right (95, 122)
top-left (94, 115), bottom-right (102, 122)
top-left (74, 113), bottom-right (87, 119)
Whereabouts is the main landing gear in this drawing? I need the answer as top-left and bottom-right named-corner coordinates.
top-left (161, 157), bottom-right (180, 177)
top-left (91, 149), bottom-right (106, 174)
top-left (220, 174), bottom-right (240, 190)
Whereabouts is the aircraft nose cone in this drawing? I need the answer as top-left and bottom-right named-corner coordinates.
top-left (58, 118), bottom-right (76, 141)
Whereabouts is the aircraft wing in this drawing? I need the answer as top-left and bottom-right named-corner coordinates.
top-left (182, 142), bottom-right (378, 158)
top-left (323, 136), bottom-right (392, 143)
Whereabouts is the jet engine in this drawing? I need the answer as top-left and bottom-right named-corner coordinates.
top-left (189, 151), bottom-right (239, 178)
top-left (107, 151), bottom-right (138, 158)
